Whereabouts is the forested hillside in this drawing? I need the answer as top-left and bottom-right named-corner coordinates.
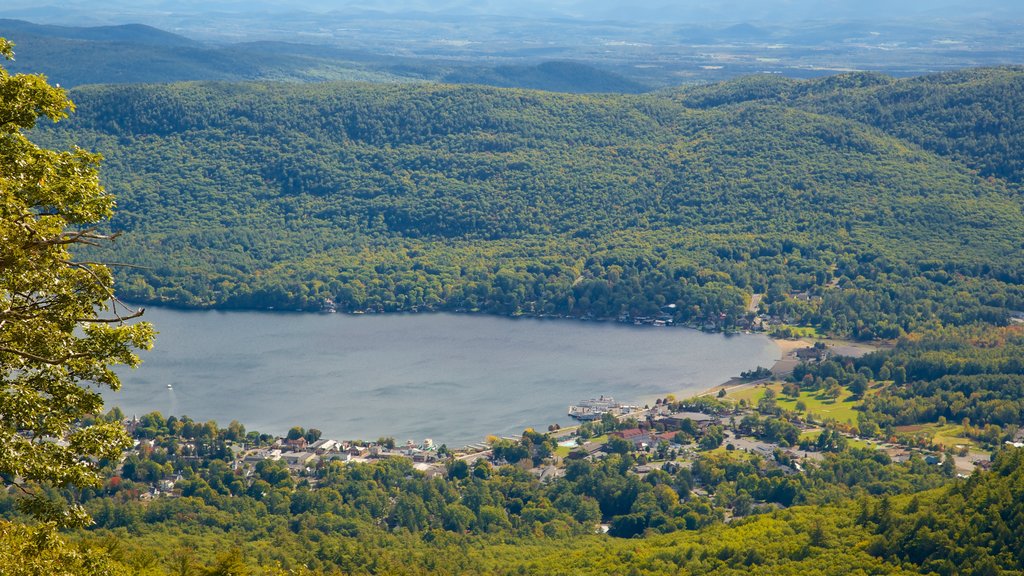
top-left (35, 68), bottom-right (1024, 338)
top-left (0, 19), bottom-right (412, 86)
top-left (673, 67), bottom-right (1024, 183)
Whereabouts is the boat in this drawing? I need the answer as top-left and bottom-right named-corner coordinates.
top-left (167, 383), bottom-right (173, 390)
top-left (568, 395), bottom-right (639, 421)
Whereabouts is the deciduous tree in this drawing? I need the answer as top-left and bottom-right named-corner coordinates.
top-left (0, 38), bottom-right (153, 527)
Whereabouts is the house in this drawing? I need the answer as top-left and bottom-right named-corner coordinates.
top-left (244, 449), bottom-right (280, 463)
top-left (158, 474), bottom-right (182, 493)
top-left (633, 464), bottom-right (657, 474)
top-left (284, 437), bottom-right (308, 451)
top-left (614, 428), bottom-right (650, 448)
top-left (652, 431), bottom-right (679, 445)
top-left (566, 441), bottom-right (606, 460)
top-left (412, 451), bottom-right (439, 463)
top-left (281, 451), bottom-right (318, 467)
top-left (659, 412), bottom-right (716, 431)
top-left (532, 465), bottom-right (563, 483)
top-left (309, 439), bottom-right (342, 454)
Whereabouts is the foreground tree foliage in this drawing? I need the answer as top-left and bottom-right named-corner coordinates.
top-left (0, 38), bottom-right (153, 529)
top-left (0, 521), bottom-right (132, 576)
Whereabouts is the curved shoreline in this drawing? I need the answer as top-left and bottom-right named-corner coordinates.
top-left (691, 337), bottom-right (884, 399)
top-left (690, 337), bottom-right (813, 399)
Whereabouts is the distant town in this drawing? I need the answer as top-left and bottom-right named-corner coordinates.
top-left (113, 340), bottom-right (1001, 504)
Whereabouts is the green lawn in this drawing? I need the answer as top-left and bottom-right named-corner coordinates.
top-left (730, 383), bottom-right (862, 425)
top-left (771, 325), bottom-right (823, 339)
top-left (931, 424), bottom-right (969, 445)
top-left (727, 384), bottom-right (770, 404)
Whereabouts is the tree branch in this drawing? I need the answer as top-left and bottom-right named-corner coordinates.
top-left (0, 346), bottom-right (85, 365)
top-left (21, 228), bottom-right (121, 249)
top-left (77, 308), bottom-right (145, 323)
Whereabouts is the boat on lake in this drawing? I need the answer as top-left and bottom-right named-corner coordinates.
top-left (568, 395), bottom-right (639, 421)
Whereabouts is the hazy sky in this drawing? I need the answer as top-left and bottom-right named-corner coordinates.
top-left (3, 0), bottom-right (1021, 23)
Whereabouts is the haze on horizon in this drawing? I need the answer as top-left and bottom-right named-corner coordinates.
top-left (2, 0), bottom-right (1021, 27)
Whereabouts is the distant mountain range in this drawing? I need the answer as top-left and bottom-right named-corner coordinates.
top-left (0, 18), bottom-right (648, 92)
top-left (5, 14), bottom-right (1023, 91)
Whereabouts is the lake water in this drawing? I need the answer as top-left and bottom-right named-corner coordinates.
top-left (106, 308), bottom-right (779, 446)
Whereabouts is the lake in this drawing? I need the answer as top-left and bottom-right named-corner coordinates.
top-left (106, 307), bottom-right (779, 446)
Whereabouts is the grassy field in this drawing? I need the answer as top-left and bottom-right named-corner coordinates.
top-left (728, 383), bottom-right (862, 425)
top-left (896, 422), bottom-right (982, 450)
top-left (771, 325), bottom-right (823, 339)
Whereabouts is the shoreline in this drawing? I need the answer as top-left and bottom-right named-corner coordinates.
top-left (128, 300), bottom-right (745, 333)
top-left (689, 337), bottom-right (813, 399)
top-left (690, 337), bottom-right (883, 400)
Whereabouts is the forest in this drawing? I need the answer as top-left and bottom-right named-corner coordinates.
top-left (30, 66), bottom-right (1024, 339)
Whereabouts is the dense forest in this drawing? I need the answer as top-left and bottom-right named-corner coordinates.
top-left (0, 446), bottom-right (969, 575)
top-left (33, 67), bottom-right (1024, 339)
top-left (672, 66), bottom-right (1024, 184)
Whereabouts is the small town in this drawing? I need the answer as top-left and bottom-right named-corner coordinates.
top-left (112, 341), bottom-right (1005, 509)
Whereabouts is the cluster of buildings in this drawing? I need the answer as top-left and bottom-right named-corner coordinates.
top-left (240, 436), bottom-right (443, 475)
top-left (123, 431), bottom-right (448, 499)
top-left (567, 410), bottom-right (720, 461)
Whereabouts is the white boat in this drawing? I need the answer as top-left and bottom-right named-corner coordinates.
top-left (568, 395), bottom-right (637, 420)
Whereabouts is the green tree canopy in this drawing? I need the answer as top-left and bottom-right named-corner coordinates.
top-left (0, 38), bottom-right (154, 527)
